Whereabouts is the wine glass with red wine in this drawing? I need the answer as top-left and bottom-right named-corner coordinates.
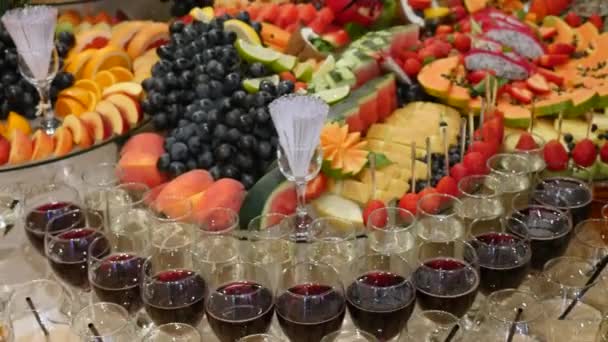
top-left (276, 262), bottom-right (346, 342)
top-left (469, 216), bottom-right (532, 295)
top-left (88, 230), bottom-right (148, 315)
top-left (346, 253), bottom-right (416, 341)
top-left (533, 176), bottom-right (592, 227)
top-left (23, 182), bottom-right (82, 255)
top-left (413, 240), bottom-right (479, 318)
top-left (141, 253), bottom-right (207, 327)
top-left (206, 262), bottom-right (275, 341)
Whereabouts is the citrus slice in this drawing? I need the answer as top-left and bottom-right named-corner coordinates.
top-left (55, 97), bottom-right (87, 117)
top-left (108, 66), bottom-right (134, 82)
top-left (64, 49), bottom-right (97, 79)
top-left (80, 46), bottom-right (131, 79)
top-left (93, 70), bottom-right (117, 90)
top-left (74, 79), bottom-right (102, 100)
top-left (59, 87), bottom-right (97, 109)
top-left (0, 122), bottom-right (7, 138)
top-left (7, 111), bottom-right (31, 136)
top-left (243, 75), bottom-right (280, 94)
top-left (224, 19), bottom-right (261, 45)
top-left (235, 39), bottom-right (280, 64)
top-left (314, 86), bottom-right (350, 104)
top-left (313, 55), bottom-right (335, 80)
top-left (190, 7), bottom-right (215, 23)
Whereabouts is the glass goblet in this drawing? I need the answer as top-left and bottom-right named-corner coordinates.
top-left (503, 132), bottom-right (546, 178)
top-left (417, 193), bottom-right (466, 244)
top-left (148, 195), bottom-right (194, 269)
top-left (143, 323), bottom-right (201, 341)
top-left (570, 219), bottom-right (608, 262)
top-left (367, 206), bottom-right (416, 257)
top-left (17, 48), bottom-right (59, 134)
top-left (238, 334), bottom-right (286, 342)
top-left (487, 153), bottom-right (532, 215)
top-left (401, 310), bottom-right (463, 342)
top-left (457, 174), bottom-right (504, 231)
top-left (71, 302), bottom-right (137, 341)
top-left (310, 217), bottom-right (357, 277)
top-left (321, 329), bottom-right (378, 341)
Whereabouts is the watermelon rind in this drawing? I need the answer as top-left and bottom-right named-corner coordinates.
top-left (239, 167), bottom-right (289, 230)
top-left (564, 89), bottom-right (598, 118)
top-left (534, 95), bottom-right (573, 116)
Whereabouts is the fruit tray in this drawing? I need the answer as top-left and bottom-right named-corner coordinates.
top-left (0, 117), bottom-right (149, 173)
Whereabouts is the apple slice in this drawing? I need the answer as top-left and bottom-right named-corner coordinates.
top-left (31, 130), bottom-right (55, 160)
top-left (102, 82), bottom-right (143, 100)
top-left (105, 93), bottom-right (142, 126)
top-left (53, 126), bottom-right (74, 157)
top-left (81, 111), bottom-right (112, 141)
top-left (0, 135), bottom-right (9, 165)
top-left (8, 129), bottom-right (32, 164)
top-left (63, 114), bottom-right (94, 148)
top-left (96, 100), bottom-right (129, 134)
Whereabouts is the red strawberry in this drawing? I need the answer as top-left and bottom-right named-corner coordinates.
top-left (418, 188), bottom-right (441, 214)
top-left (537, 54), bottom-right (569, 67)
top-left (565, 12), bottom-right (582, 27)
top-left (600, 142), bottom-right (608, 163)
top-left (536, 67), bottom-right (564, 86)
top-left (469, 141), bottom-right (495, 161)
top-left (457, 19), bottom-right (471, 33)
top-left (450, 5), bottom-right (467, 21)
top-left (516, 132), bottom-right (538, 151)
top-left (436, 25), bottom-right (453, 35)
top-left (363, 199), bottom-right (386, 227)
top-left (588, 14), bottom-right (603, 30)
top-left (526, 74), bottom-right (551, 94)
top-left (436, 176), bottom-right (459, 197)
top-left (402, 58), bottom-right (422, 77)
top-left (453, 33), bottom-right (471, 53)
top-left (463, 152), bottom-right (488, 175)
top-left (418, 187), bottom-right (438, 197)
top-left (467, 70), bottom-right (490, 85)
top-left (417, 47), bottom-right (436, 62)
top-left (397, 50), bottom-right (420, 62)
top-left (430, 41), bottom-right (451, 58)
top-left (482, 117), bottom-right (504, 146)
top-left (539, 27), bottom-right (558, 40)
top-left (447, 0), bottom-right (463, 6)
top-left (543, 140), bottom-right (569, 171)
top-left (546, 43), bottom-right (576, 55)
top-left (450, 163), bottom-right (469, 183)
top-left (399, 193), bottom-right (420, 215)
top-left (572, 139), bottom-right (597, 168)
top-left (508, 86), bottom-right (534, 104)
top-left (409, 0), bottom-right (432, 10)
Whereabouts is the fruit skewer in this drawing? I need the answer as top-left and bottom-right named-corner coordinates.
top-left (397, 142), bottom-right (419, 214)
top-left (543, 111), bottom-right (570, 172)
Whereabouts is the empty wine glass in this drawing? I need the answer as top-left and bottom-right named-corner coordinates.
top-left (192, 207), bottom-right (239, 279)
top-left (71, 302), bottom-right (137, 341)
top-left (367, 206), bottom-right (416, 257)
top-left (487, 153), bottom-right (532, 215)
top-left (238, 334), bottom-right (286, 342)
top-left (310, 217), bottom-right (357, 277)
top-left (143, 323), bottom-right (201, 341)
top-left (321, 329), bottom-right (379, 341)
top-left (401, 310), bottom-right (463, 342)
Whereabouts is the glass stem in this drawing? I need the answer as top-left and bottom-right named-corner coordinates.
top-left (36, 82), bottom-right (52, 121)
top-left (295, 179), bottom-right (307, 218)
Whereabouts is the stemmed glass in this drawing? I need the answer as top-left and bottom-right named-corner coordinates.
top-left (413, 240), bottom-right (479, 318)
top-left (417, 193), bottom-right (466, 244)
top-left (275, 262), bottom-right (346, 342)
top-left (401, 310), bottom-right (463, 341)
top-left (206, 262), bottom-right (275, 341)
top-left (0, 184), bottom-right (23, 238)
top-left (457, 174), bottom-right (504, 231)
top-left (367, 206), bottom-right (416, 256)
top-left (503, 132), bottom-right (546, 178)
top-left (23, 182), bottom-right (82, 255)
top-left (346, 253), bottom-right (416, 341)
top-left (469, 216), bottom-right (531, 295)
top-left (277, 146), bottom-right (323, 240)
top-left (533, 176), bottom-right (593, 227)
top-left (71, 302), bottom-right (137, 341)
top-left (487, 153), bottom-right (532, 215)
top-left (310, 217), bottom-right (357, 277)
top-left (143, 323), bottom-right (201, 341)
top-left (148, 195), bottom-right (193, 270)
top-left (321, 329), bottom-right (378, 341)
top-left (239, 334), bottom-right (286, 342)
top-left (7, 279), bottom-right (76, 341)
top-left (570, 219), bottom-right (608, 262)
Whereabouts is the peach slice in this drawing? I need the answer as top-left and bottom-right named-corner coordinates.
top-left (31, 130), bottom-right (55, 161)
top-left (96, 100), bottom-right (129, 134)
top-left (110, 21), bottom-right (145, 49)
top-left (105, 93), bottom-right (142, 125)
top-left (191, 179), bottom-right (246, 224)
top-left (133, 72), bottom-right (151, 85)
top-left (155, 170), bottom-right (214, 213)
top-left (63, 114), bottom-right (94, 148)
top-left (59, 87), bottom-right (97, 111)
top-left (0, 135), bottom-right (9, 165)
top-left (81, 46), bottom-right (132, 80)
top-left (72, 29), bottom-right (112, 54)
top-left (8, 129), bottom-right (33, 164)
top-left (118, 150), bottom-right (168, 188)
top-left (74, 79), bottom-right (102, 100)
top-left (64, 49), bottom-right (97, 79)
top-left (126, 22), bottom-right (169, 60)
top-left (55, 96), bottom-right (87, 117)
top-left (133, 54), bottom-right (159, 73)
top-left (102, 82), bottom-right (143, 100)
top-left (93, 70), bottom-right (118, 90)
top-left (80, 111), bottom-right (112, 142)
top-left (120, 132), bottom-right (164, 156)
top-left (53, 126), bottom-right (74, 157)
top-left (108, 66), bottom-right (134, 82)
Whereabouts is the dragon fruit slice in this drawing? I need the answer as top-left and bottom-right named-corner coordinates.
top-left (472, 36), bottom-right (503, 52)
top-left (484, 25), bottom-right (545, 59)
top-left (473, 8), bottom-right (530, 30)
top-left (464, 49), bottom-right (532, 80)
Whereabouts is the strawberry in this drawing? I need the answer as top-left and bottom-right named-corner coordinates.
top-left (508, 86), bottom-right (534, 104)
top-left (515, 132), bottom-right (538, 150)
top-left (279, 71), bottom-right (297, 83)
top-left (457, 19), bottom-right (471, 33)
top-left (417, 47), bottom-right (436, 62)
top-left (537, 54), bottom-right (569, 68)
top-left (469, 141), bottom-right (495, 161)
top-left (418, 188), bottom-right (441, 214)
top-left (450, 163), bottom-right (469, 183)
top-left (436, 25), bottom-right (453, 35)
top-left (539, 27), bottom-right (558, 40)
top-left (588, 14), bottom-right (603, 30)
top-left (572, 139), bottom-right (597, 168)
top-left (600, 142), bottom-right (608, 163)
top-left (464, 152), bottom-right (488, 175)
top-left (536, 67), bottom-right (564, 86)
top-left (409, 0), bottom-right (432, 10)
top-left (564, 12), bottom-right (582, 27)
top-left (363, 199), bottom-right (386, 227)
top-left (418, 187), bottom-right (438, 197)
top-left (467, 70), bottom-right (490, 85)
top-left (430, 41), bottom-right (452, 58)
top-left (543, 140), bottom-right (569, 171)
top-left (399, 193), bottom-right (420, 215)
top-left (436, 176), bottom-right (459, 197)
top-left (526, 74), bottom-right (551, 94)
top-left (447, 0), bottom-right (463, 6)
top-left (547, 42), bottom-right (576, 55)
top-left (450, 5), bottom-right (467, 21)
top-left (397, 50), bottom-right (420, 62)
top-left (482, 116), bottom-right (504, 146)
top-left (402, 58), bottom-right (422, 77)
top-left (453, 32), bottom-right (471, 53)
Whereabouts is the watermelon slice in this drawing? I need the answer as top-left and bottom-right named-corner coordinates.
top-left (375, 74), bottom-right (396, 120)
top-left (464, 49), bottom-right (532, 80)
top-left (329, 99), bottom-right (367, 133)
top-left (484, 25), bottom-right (545, 59)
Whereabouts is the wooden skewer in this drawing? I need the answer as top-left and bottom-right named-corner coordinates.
top-left (468, 112), bottom-right (475, 146)
top-left (556, 111), bottom-right (564, 141)
top-left (368, 152), bottom-right (376, 200)
top-left (586, 112), bottom-right (593, 139)
top-left (410, 142), bottom-right (417, 194)
top-left (426, 137), bottom-right (432, 188)
top-left (442, 125), bottom-right (450, 177)
top-left (529, 101), bottom-right (536, 133)
top-left (460, 117), bottom-right (467, 162)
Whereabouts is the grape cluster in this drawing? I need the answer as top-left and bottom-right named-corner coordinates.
top-left (396, 81), bottom-right (432, 107)
top-left (144, 15), bottom-right (294, 188)
top-left (0, 24), bottom-right (75, 120)
top-left (161, 0), bottom-right (213, 18)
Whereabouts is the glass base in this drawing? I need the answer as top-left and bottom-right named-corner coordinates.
top-left (37, 116), bottom-right (61, 135)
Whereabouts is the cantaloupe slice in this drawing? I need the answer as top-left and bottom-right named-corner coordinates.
top-left (575, 22), bottom-right (599, 53)
top-left (71, 29), bottom-right (112, 53)
top-left (320, 122), bottom-right (368, 175)
top-left (573, 33), bottom-right (608, 69)
top-left (499, 101), bottom-right (531, 128)
top-left (80, 46), bottom-right (132, 79)
top-left (109, 21), bottom-right (146, 49)
top-left (543, 16), bottom-right (577, 45)
top-left (126, 22), bottom-right (169, 60)
top-left (417, 56), bottom-right (460, 99)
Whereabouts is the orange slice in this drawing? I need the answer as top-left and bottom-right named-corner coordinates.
top-left (0, 122), bottom-right (7, 138)
top-left (55, 97), bottom-right (87, 117)
top-left (74, 79), bottom-right (102, 100)
top-left (80, 46), bottom-right (132, 79)
top-left (7, 111), bottom-right (32, 136)
top-left (64, 49), bottom-right (97, 79)
top-left (109, 21), bottom-right (145, 49)
top-left (108, 66), bottom-right (134, 82)
top-left (93, 70), bottom-right (117, 90)
top-left (59, 87), bottom-right (97, 108)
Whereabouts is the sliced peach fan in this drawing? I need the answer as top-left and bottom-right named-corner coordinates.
top-left (320, 122), bottom-right (368, 174)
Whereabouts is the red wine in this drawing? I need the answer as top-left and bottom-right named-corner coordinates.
top-left (413, 258), bottom-right (478, 318)
top-left (91, 254), bottom-right (144, 314)
top-left (143, 269), bottom-right (207, 326)
top-left (25, 202), bottom-right (82, 254)
top-left (534, 177), bottom-right (591, 226)
top-left (47, 228), bottom-right (108, 290)
top-left (511, 206), bottom-right (571, 270)
top-left (471, 233), bottom-right (531, 295)
top-left (206, 282), bottom-right (274, 342)
top-left (346, 272), bottom-right (416, 340)
top-left (276, 284), bottom-right (346, 342)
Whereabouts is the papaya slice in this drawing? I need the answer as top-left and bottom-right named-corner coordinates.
top-left (417, 56), bottom-right (460, 99)
top-left (574, 22), bottom-right (599, 52)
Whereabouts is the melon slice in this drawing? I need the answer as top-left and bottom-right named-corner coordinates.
top-left (126, 22), bottom-right (169, 60)
top-left (498, 101), bottom-right (531, 128)
top-left (575, 22), bottom-right (599, 53)
top-left (564, 88), bottom-right (598, 117)
top-left (543, 16), bottom-right (577, 46)
top-left (109, 21), bottom-right (146, 49)
top-left (321, 122), bottom-right (368, 177)
top-left (417, 56), bottom-right (460, 98)
top-left (71, 29), bottom-right (111, 53)
top-left (312, 193), bottom-right (363, 227)
top-left (534, 92), bottom-right (573, 116)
